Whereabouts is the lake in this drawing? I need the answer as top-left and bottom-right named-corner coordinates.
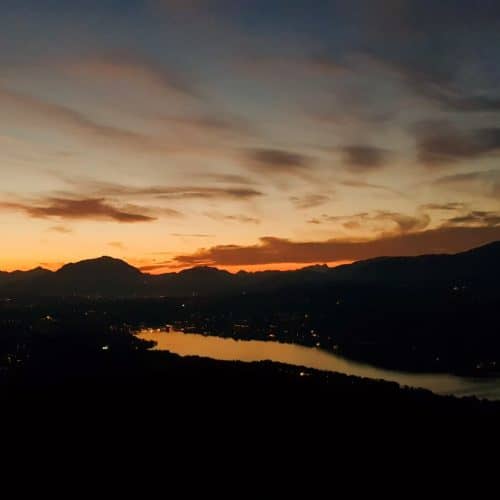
top-left (137, 328), bottom-right (500, 400)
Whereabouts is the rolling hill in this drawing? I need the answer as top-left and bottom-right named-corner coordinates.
top-left (1, 241), bottom-right (498, 297)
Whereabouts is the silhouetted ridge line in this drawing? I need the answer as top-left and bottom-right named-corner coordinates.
top-left (0, 241), bottom-right (498, 297)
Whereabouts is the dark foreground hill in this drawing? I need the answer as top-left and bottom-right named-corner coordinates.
top-left (4, 335), bottom-right (499, 421)
top-left (1, 241), bottom-right (499, 297)
top-left (331, 240), bottom-right (500, 284)
top-left (1, 283), bottom-right (499, 434)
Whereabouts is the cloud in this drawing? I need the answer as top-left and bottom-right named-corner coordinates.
top-left (108, 241), bottom-right (126, 249)
top-left (157, 0), bottom-right (213, 12)
top-left (340, 145), bottom-right (391, 171)
top-left (0, 198), bottom-right (156, 223)
top-left (367, 53), bottom-right (500, 114)
top-left (0, 86), bottom-right (174, 155)
top-left (59, 177), bottom-right (264, 201)
top-left (314, 109), bottom-right (395, 128)
top-left (157, 188), bottom-right (262, 201)
top-left (141, 186), bottom-right (261, 201)
top-left (2, 74), bottom-right (254, 159)
top-left (433, 169), bottom-right (500, 197)
top-left (346, 1), bottom-right (500, 114)
top-left (155, 113), bottom-right (255, 139)
top-left (382, 212), bottom-right (431, 233)
top-left (198, 173), bottom-right (258, 185)
top-left (415, 121), bottom-right (500, 166)
top-left (309, 211), bottom-right (430, 235)
top-left (340, 180), bottom-right (404, 197)
top-left (66, 52), bottom-right (198, 98)
top-left (121, 203), bottom-right (182, 218)
top-left (170, 227), bottom-right (500, 267)
top-left (239, 53), bottom-right (348, 80)
top-left (420, 86), bottom-right (500, 113)
top-left (290, 194), bottom-right (330, 209)
top-left (244, 148), bottom-right (313, 177)
top-left (420, 202), bottom-right (466, 211)
top-left (170, 233), bottom-right (215, 238)
top-left (205, 212), bottom-right (260, 224)
top-left (444, 211), bottom-right (500, 228)
top-left (47, 225), bottom-right (73, 234)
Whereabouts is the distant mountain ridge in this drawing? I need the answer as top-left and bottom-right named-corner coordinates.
top-left (1, 241), bottom-right (499, 297)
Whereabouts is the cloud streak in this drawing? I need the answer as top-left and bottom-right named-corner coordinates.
top-left (340, 180), bottom-right (404, 197)
top-left (433, 169), bottom-right (500, 198)
top-left (170, 227), bottom-right (500, 267)
top-left (341, 145), bottom-right (391, 172)
top-left (290, 194), bottom-right (330, 209)
top-left (205, 212), bottom-right (260, 224)
top-left (308, 211), bottom-right (431, 235)
top-left (108, 241), bottom-right (126, 249)
top-left (48, 225), bottom-right (73, 234)
top-left (420, 202), bottom-right (466, 211)
top-left (414, 121), bottom-right (500, 166)
top-left (171, 233), bottom-right (215, 238)
top-left (57, 177), bottom-right (264, 201)
top-left (244, 148), bottom-right (313, 177)
top-left (444, 211), bottom-right (500, 228)
top-left (67, 52), bottom-right (198, 98)
top-left (94, 183), bottom-right (262, 201)
top-left (0, 86), bottom-right (174, 155)
top-left (0, 198), bottom-right (157, 223)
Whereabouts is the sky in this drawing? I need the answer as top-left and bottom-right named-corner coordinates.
top-left (1, 0), bottom-right (500, 273)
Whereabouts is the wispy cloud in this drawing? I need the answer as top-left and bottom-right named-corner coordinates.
top-left (308, 211), bottom-right (431, 235)
top-left (420, 202), bottom-right (466, 211)
top-left (0, 198), bottom-right (157, 223)
top-left (290, 194), bottom-right (330, 209)
top-left (414, 121), bottom-right (500, 166)
top-left (154, 113), bottom-right (255, 139)
top-left (66, 52), bottom-right (199, 99)
top-left (170, 233), bottom-right (215, 238)
top-left (433, 169), bottom-right (500, 198)
top-left (340, 145), bottom-right (391, 172)
top-left (170, 227), bottom-right (500, 267)
top-left (47, 225), bottom-right (73, 234)
top-left (243, 148), bottom-right (314, 180)
top-left (197, 173), bottom-right (258, 185)
top-left (0, 86), bottom-right (174, 155)
top-left (205, 211), bottom-right (260, 224)
top-left (157, 0), bottom-right (214, 12)
top-left (340, 180), bottom-right (404, 197)
top-left (156, 188), bottom-right (262, 201)
top-left (239, 53), bottom-right (348, 80)
top-left (108, 241), bottom-right (126, 249)
top-left (369, 52), bottom-right (500, 113)
top-left (57, 177), bottom-right (264, 201)
top-left (444, 211), bottom-right (500, 228)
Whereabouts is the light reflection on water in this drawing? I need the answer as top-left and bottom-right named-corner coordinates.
top-left (138, 329), bottom-right (500, 400)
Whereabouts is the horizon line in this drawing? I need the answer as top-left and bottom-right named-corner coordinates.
top-left (2, 239), bottom-right (499, 275)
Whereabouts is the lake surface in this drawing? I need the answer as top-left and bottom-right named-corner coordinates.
top-left (138, 328), bottom-right (500, 400)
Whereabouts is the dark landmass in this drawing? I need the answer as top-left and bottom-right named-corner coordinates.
top-left (1, 242), bottom-right (500, 419)
top-left (0, 242), bottom-right (499, 375)
top-left (1, 241), bottom-right (499, 298)
top-left (2, 311), bottom-right (499, 421)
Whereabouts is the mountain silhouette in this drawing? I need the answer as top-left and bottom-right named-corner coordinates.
top-left (1, 241), bottom-right (499, 297)
top-left (0, 266), bottom-right (52, 288)
top-left (332, 240), bottom-right (500, 284)
top-left (57, 256), bottom-right (140, 279)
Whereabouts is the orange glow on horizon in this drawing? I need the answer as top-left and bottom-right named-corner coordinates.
top-left (141, 260), bottom-right (354, 275)
top-left (1, 259), bottom-right (354, 275)
top-left (211, 260), bottom-right (353, 274)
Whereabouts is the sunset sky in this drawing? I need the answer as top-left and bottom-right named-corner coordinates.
top-left (1, 0), bottom-right (500, 273)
